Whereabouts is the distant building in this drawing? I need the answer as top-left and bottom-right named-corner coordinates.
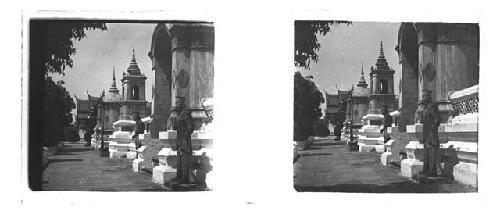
top-left (346, 63), bottom-right (370, 127)
top-left (331, 42), bottom-right (397, 128)
top-left (75, 93), bottom-right (101, 136)
top-left (367, 42), bottom-right (397, 115)
top-left (325, 89), bottom-right (349, 125)
top-left (95, 50), bottom-right (151, 132)
top-left (96, 67), bottom-right (121, 131)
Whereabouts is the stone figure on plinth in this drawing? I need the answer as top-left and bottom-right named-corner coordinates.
top-left (132, 112), bottom-right (145, 150)
top-left (415, 90), bottom-right (440, 176)
top-left (381, 106), bottom-right (393, 143)
top-left (169, 97), bottom-right (195, 184)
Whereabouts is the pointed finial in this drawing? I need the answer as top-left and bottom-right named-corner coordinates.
top-left (113, 66), bottom-right (116, 81)
top-left (379, 41), bottom-right (385, 57)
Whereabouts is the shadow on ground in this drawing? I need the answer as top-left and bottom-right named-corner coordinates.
top-left (294, 180), bottom-right (478, 193)
top-left (48, 158), bottom-right (83, 164)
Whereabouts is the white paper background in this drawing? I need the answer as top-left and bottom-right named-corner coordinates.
top-left (2, 0), bottom-right (499, 217)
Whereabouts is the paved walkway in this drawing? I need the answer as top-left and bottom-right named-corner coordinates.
top-left (294, 137), bottom-right (477, 193)
top-left (42, 141), bottom-right (167, 191)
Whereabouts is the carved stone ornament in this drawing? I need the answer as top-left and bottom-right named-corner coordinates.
top-left (422, 63), bottom-right (436, 82)
top-left (177, 69), bottom-right (190, 88)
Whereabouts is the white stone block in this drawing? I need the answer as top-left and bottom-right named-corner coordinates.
top-left (381, 152), bottom-right (392, 166)
top-left (137, 146), bottom-right (147, 159)
top-left (385, 140), bottom-right (395, 152)
top-left (126, 151), bottom-right (137, 160)
top-left (133, 158), bottom-right (145, 172)
top-left (159, 130), bottom-right (177, 139)
top-left (138, 133), bottom-right (151, 140)
top-left (359, 144), bottom-right (376, 152)
top-left (453, 162), bottom-right (478, 187)
top-left (109, 150), bottom-right (128, 159)
top-left (205, 171), bottom-right (213, 190)
top-left (375, 144), bottom-right (385, 153)
top-left (401, 159), bottom-right (423, 178)
top-left (152, 165), bottom-right (177, 185)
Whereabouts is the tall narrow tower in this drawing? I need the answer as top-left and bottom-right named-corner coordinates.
top-left (120, 49), bottom-right (148, 120)
top-left (368, 42), bottom-right (396, 114)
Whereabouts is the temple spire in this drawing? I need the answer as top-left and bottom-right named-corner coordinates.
top-left (126, 48), bottom-right (141, 75)
top-left (357, 60), bottom-right (368, 87)
top-left (109, 66), bottom-right (119, 93)
top-left (375, 41), bottom-right (389, 70)
top-left (379, 41), bottom-right (385, 58)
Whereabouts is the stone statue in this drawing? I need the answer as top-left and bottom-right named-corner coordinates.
top-left (381, 106), bottom-right (393, 143)
top-left (416, 90), bottom-right (440, 176)
top-left (132, 112), bottom-right (145, 150)
top-left (169, 97), bottom-right (195, 184)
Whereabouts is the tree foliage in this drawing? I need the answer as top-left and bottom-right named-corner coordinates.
top-left (44, 77), bottom-right (76, 146)
top-left (294, 20), bottom-right (351, 69)
top-left (294, 72), bottom-right (325, 140)
top-left (44, 22), bottom-right (107, 75)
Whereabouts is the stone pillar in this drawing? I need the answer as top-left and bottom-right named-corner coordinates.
top-left (373, 76), bottom-right (379, 94)
top-left (397, 51), bottom-right (419, 132)
top-left (149, 24), bottom-right (173, 139)
top-left (434, 23), bottom-right (479, 123)
top-left (415, 23), bottom-right (479, 123)
top-left (170, 23), bottom-right (214, 130)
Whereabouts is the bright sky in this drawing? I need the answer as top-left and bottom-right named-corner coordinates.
top-left (53, 23), bottom-right (157, 102)
top-left (299, 22), bottom-right (402, 95)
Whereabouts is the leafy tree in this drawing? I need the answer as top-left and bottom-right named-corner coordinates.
top-left (44, 77), bottom-right (76, 146)
top-left (294, 20), bottom-right (351, 69)
top-left (41, 22), bottom-right (107, 145)
top-left (44, 22), bottom-right (107, 75)
top-left (294, 72), bottom-right (325, 140)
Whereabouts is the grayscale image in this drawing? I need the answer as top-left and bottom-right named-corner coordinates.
top-left (29, 21), bottom-right (214, 191)
top-left (293, 21), bottom-right (478, 193)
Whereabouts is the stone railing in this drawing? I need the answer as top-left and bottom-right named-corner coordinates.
top-left (450, 84), bottom-right (479, 117)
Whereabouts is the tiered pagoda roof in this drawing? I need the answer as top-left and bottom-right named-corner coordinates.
top-left (126, 49), bottom-right (142, 76)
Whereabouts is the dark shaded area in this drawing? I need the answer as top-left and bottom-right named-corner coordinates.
top-left (29, 20), bottom-right (46, 191)
top-left (43, 142), bottom-right (168, 191)
top-left (48, 158), bottom-right (83, 164)
top-left (295, 180), bottom-right (477, 193)
top-left (300, 153), bottom-right (332, 157)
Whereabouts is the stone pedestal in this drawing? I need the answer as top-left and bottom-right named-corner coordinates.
top-left (152, 165), bottom-right (177, 185)
top-left (401, 159), bottom-right (424, 179)
top-left (453, 162), bottom-right (477, 187)
top-left (132, 145), bottom-right (148, 172)
top-left (357, 115), bottom-right (385, 153)
top-left (108, 131), bottom-right (136, 159)
top-left (380, 139), bottom-right (395, 166)
top-left (133, 159), bottom-right (144, 172)
top-left (151, 129), bottom-right (214, 189)
top-left (380, 152), bottom-right (392, 166)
